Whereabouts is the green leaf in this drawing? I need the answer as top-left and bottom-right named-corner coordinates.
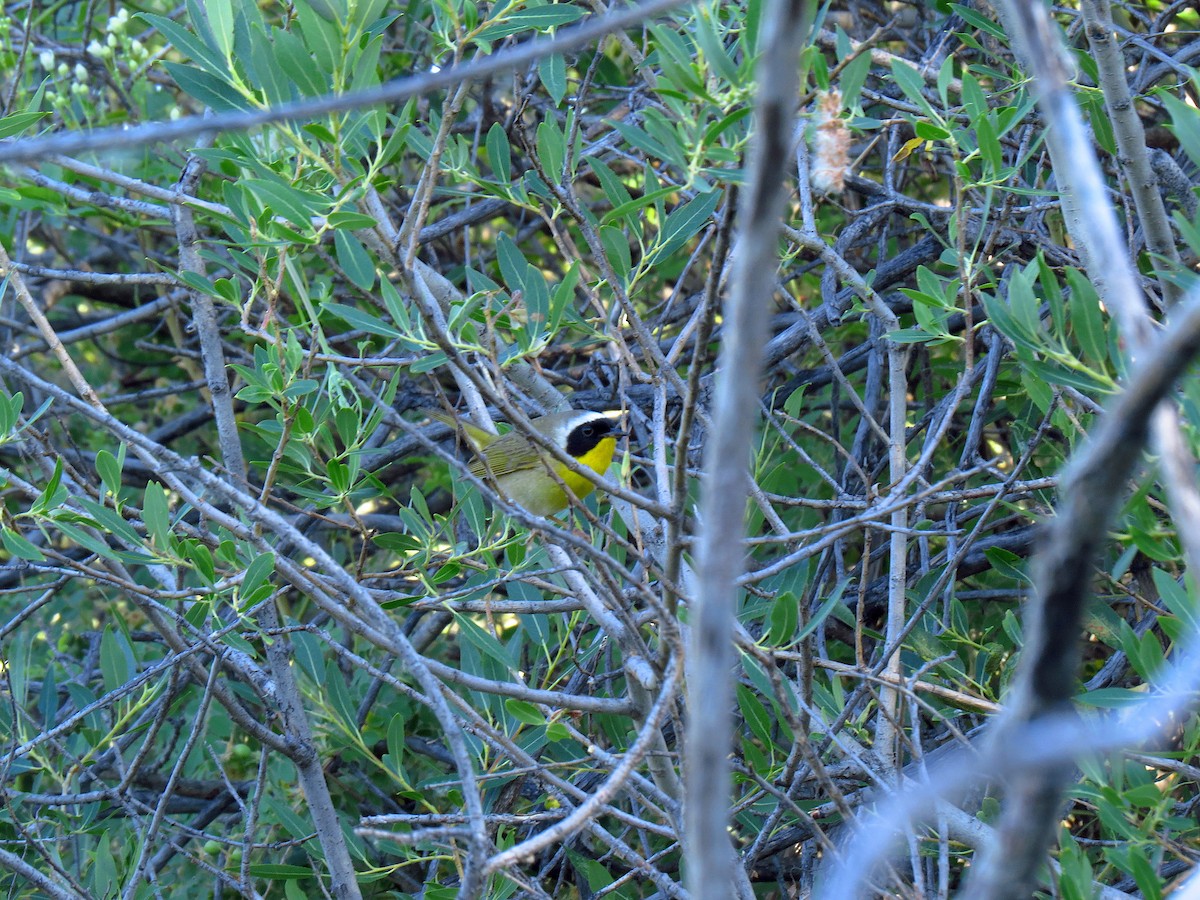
top-left (142, 482), bottom-right (173, 552)
top-left (889, 326), bottom-right (939, 344)
top-left (587, 157), bottom-right (633, 213)
top-left (1152, 568), bottom-right (1200, 636)
top-left (937, 55), bottom-right (956, 108)
top-left (293, 0), bottom-right (341, 73)
top-left (334, 230), bottom-right (376, 290)
top-left (265, 795), bottom-right (319, 844)
top-left (221, 632), bottom-right (259, 663)
top-left (2, 527), bottom-right (45, 562)
top-left (1162, 91), bottom-right (1200, 170)
top-left (1020, 367), bottom-right (1054, 413)
top-left (191, 542), bottom-right (216, 583)
top-left (487, 122), bottom-right (512, 184)
top-left (737, 683), bottom-right (774, 748)
top-left (984, 547), bottom-right (1031, 584)
top-left (242, 552), bottom-right (275, 603)
top-left (1037, 254), bottom-right (1065, 337)
top-left (100, 626), bottom-right (133, 695)
top-left (410, 351), bottom-right (448, 374)
top-left (186, 597), bottom-right (210, 632)
top-left (599, 225), bottom-right (632, 286)
top-left (1123, 849), bottom-right (1163, 900)
top-left (374, 532), bottom-right (422, 552)
top-left (915, 120), bottom-right (951, 141)
top-left (1056, 831), bottom-right (1094, 900)
top-left (272, 26), bottom-right (331, 97)
top-left (536, 119), bottom-right (566, 182)
top-left (548, 261), bottom-right (580, 334)
top-left (202, 0), bottom-right (235, 58)
top-left (291, 631), bottom-right (325, 684)
top-left (651, 23), bottom-right (706, 96)
top-left (538, 53), bottom-right (568, 106)
top-left (1065, 267), bottom-right (1107, 365)
top-left (164, 62), bottom-right (251, 113)
top-left (23, 396), bottom-right (51, 429)
top-left (600, 184), bottom-right (677, 228)
top-left (76, 497), bottom-right (144, 547)
top-left (39, 664), bottom-right (58, 727)
top-left (326, 210), bottom-right (381, 229)
top-left (380, 278), bottom-right (414, 331)
top-left (951, 4), bottom-right (1006, 40)
top-left (1023, 358), bottom-right (1111, 394)
top-left (797, 578), bottom-right (850, 641)
top-left (213, 278), bottom-right (240, 304)
top-left (0, 111), bottom-right (49, 140)
top-left (640, 108), bottom-right (689, 170)
top-left (245, 179), bottom-right (325, 230)
top-left (386, 712), bottom-right (406, 768)
top-left (51, 520), bottom-right (119, 560)
top-left (566, 850), bottom-right (614, 892)
top-left (505, 699), bottom-right (545, 726)
top-left (140, 13), bottom-right (230, 77)
top-left (522, 269), bottom-right (552, 346)
top-left (648, 190), bottom-right (720, 263)
top-left (766, 591), bottom-right (798, 645)
top-left (983, 292), bottom-right (1040, 354)
top-left (694, 8), bottom-right (739, 85)
top-left (476, 5), bottom-right (586, 41)
top-left (91, 828), bottom-right (119, 900)
top-left (432, 561), bottom-right (460, 585)
top-left (839, 44), bottom-right (872, 112)
top-left (496, 232), bottom-right (527, 295)
top-left (326, 459), bottom-right (350, 494)
top-left (1083, 599), bottom-right (1124, 647)
top-left (975, 114), bottom-right (1001, 176)
top-left (33, 456), bottom-right (66, 513)
top-left (451, 611), bottom-right (515, 671)
top-left (245, 26), bottom-right (295, 106)
top-left (324, 301), bottom-right (403, 337)
top-left (0, 391), bottom-right (22, 434)
top-left (177, 270), bottom-right (220, 298)
top-left (1076, 687), bottom-right (1145, 708)
top-left (324, 659), bottom-right (358, 729)
top-left (282, 379), bottom-right (319, 401)
top-left (783, 385), bottom-right (806, 419)
top-left (608, 119), bottom-right (676, 166)
top-left (1006, 264), bottom-right (1043, 340)
top-left (1078, 91), bottom-right (1115, 157)
top-left (249, 864), bottom-right (315, 880)
top-left (890, 59), bottom-right (936, 120)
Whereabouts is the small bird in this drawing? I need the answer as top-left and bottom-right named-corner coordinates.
top-left (429, 408), bottom-right (623, 516)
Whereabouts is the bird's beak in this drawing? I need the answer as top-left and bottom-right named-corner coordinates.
top-left (601, 410), bottom-right (631, 440)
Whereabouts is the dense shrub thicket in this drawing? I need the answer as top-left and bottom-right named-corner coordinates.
top-left (1, 0), bottom-right (1199, 897)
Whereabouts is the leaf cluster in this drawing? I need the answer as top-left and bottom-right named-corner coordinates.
top-left (1, 0), bottom-right (1199, 897)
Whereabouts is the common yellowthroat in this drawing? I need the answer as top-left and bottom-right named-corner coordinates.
top-left (429, 409), bottom-right (622, 516)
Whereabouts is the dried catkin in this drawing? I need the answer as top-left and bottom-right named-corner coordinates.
top-left (810, 89), bottom-right (850, 196)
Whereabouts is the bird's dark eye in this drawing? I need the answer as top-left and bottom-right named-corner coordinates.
top-left (566, 419), bottom-right (610, 456)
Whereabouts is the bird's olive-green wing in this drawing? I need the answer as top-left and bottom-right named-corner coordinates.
top-left (427, 410), bottom-right (497, 452)
top-left (469, 430), bottom-right (544, 478)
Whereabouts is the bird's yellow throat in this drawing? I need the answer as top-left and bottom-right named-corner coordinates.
top-left (431, 408), bottom-right (622, 516)
top-left (557, 433), bottom-right (618, 498)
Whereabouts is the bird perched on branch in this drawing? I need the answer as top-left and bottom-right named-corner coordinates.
top-left (429, 408), bottom-right (622, 516)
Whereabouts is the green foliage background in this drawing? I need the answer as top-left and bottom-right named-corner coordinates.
top-left (0, 0), bottom-right (1199, 897)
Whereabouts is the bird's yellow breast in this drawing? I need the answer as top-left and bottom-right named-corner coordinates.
top-left (433, 408), bottom-right (620, 517)
top-left (495, 434), bottom-right (616, 517)
top-left (558, 434), bottom-right (617, 494)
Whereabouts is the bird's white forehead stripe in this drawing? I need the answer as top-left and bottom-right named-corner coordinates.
top-left (558, 411), bottom-right (611, 442)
